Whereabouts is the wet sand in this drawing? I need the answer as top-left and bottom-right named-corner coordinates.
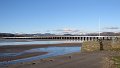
top-left (3, 51), bottom-right (120, 68)
top-left (2, 51), bottom-right (108, 68)
top-left (0, 42), bottom-right (105, 68)
top-left (0, 43), bottom-right (81, 62)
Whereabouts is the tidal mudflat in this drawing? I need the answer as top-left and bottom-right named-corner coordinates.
top-left (0, 39), bottom-right (81, 67)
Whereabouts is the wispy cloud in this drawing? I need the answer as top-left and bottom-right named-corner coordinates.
top-left (54, 29), bottom-right (80, 33)
top-left (50, 28), bottom-right (87, 35)
top-left (104, 27), bottom-right (119, 30)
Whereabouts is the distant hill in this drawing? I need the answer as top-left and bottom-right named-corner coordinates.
top-left (0, 33), bottom-right (24, 37)
top-left (0, 32), bottom-right (120, 37)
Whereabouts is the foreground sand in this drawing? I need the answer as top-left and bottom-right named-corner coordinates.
top-left (1, 51), bottom-right (108, 68)
top-left (2, 51), bottom-right (120, 68)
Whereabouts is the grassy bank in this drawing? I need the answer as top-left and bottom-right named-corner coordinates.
top-left (81, 40), bottom-right (112, 52)
top-left (111, 56), bottom-right (120, 68)
top-left (82, 39), bottom-right (120, 68)
top-left (110, 47), bottom-right (120, 68)
top-left (82, 39), bottom-right (120, 52)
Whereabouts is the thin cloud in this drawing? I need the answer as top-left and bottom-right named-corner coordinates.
top-left (104, 27), bottom-right (119, 30)
top-left (56, 29), bottom-right (79, 33)
top-left (52, 28), bottom-right (82, 34)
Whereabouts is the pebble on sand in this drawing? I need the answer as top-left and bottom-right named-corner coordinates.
top-left (68, 56), bottom-right (72, 59)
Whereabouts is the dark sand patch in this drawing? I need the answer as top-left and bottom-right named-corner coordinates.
top-left (0, 52), bottom-right (48, 62)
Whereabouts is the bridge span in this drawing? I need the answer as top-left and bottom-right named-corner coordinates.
top-left (1, 36), bottom-right (120, 41)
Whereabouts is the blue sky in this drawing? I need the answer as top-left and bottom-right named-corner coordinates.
top-left (0, 0), bottom-right (120, 34)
